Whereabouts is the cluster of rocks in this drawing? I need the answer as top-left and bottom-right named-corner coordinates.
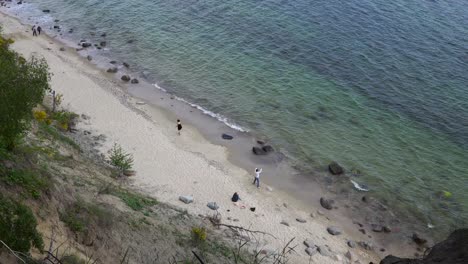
top-left (252, 140), bottom-right (274, 155)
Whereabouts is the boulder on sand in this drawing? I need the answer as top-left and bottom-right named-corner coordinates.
top-left (222, 134), bottom-right (233, 140)
top-left (81, 42), bottom-right (92, 48)
top-left (320, 197), bottom-right (335, 210)
top-left (207, 202), bottom-right (219, 210)
top-left (179, 195), bottom-right (193, 204)
top-left (328, 161), bottom-right (344, 175)
top-left (327, 226), bottom-right (342, 236)
top-left (262, 145), bottom-right (274, 153)
top-left (106, 67), bottom-right (118, 73)
top-left (252, 146), bottom-right (267, 155)
top-left (130, 78), bottom-right (139, 84)
top-left (121, 75), bottom-right (131, 82)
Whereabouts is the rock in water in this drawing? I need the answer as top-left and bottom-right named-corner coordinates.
top-left (100, 41), bottom-right (106, 47)
top-left (123, 62), bottom-right (130, 68)
top-left (87, 55), bottom-right (92, 61)
top-left (43, 9), bottom-right (50, 13)
top-left (121, 75), bottom-right (131, 82)
top-left (130, 78), bottom-right (139, 84)
top-left (81, 42), bottom-right (92, 48)
top-left (179, 195), bottom-right (193, 204)
top-left (59, 47), bottom-right (65, 51)
top-left (106, 67), bottom-right (118, 73)
top-left (328, 161), bottom-right (344, 175)
top-left (222, 134), bottom-right (233, 140)
top-left (327, 226), bottom-right (342, 236)
top-left (252, 146), bottom-right (267, 155)
top-left (110, 60), bottom-right (117, 64)
top-left (320, 197), bottom-right (335, 210)
top-left (262, 145), bottom-right (274, 153)
top-left (207, 202), bottom-right (219, 210)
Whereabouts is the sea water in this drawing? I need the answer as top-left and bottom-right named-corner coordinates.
top-left (3, 0), bottom-right (467, 237)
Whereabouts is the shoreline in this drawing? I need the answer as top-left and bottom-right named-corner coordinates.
top-left (0, 8), bottom-right (433, 263)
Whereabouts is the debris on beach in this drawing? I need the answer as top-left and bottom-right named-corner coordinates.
top-left (351, 180), bottom-right (369, 192)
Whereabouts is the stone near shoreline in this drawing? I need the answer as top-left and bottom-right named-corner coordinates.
top-left (101, 33), bottom-right (107, 37)
top-left (59, 47), bottom-right (65, 51)
top-left (280, 220), bottom-right (289, 227)
top-left (106, 67), bottom-right (118, 73)
top-left (412, 233), bottom-right (427, 245)
top-left (110, 60), bottom-right (117, 64)
top-left (327, 226), bottom-right (342, 235)
top-left (43, 9), bottom-right (50, 13)
top-left (123, 62), bottom-right (130, 68)
top-left (130, 78), bottom-right (139, 84)
top-left (179, 195), bottom-right (193, 204)
top-left (87, 55), bottom-right (92, 61)
top-left (304, 239), bottom-right (315, 248)
top-left (222, 134), bottom-right (233, 140)
top-left (347, 240), bottom-right (356, 248)
top-left (121, 75), bottom-right (131, 82)
top-left (262, 145), bottom-right (274, 153)
top-left (252, 146), bottom-right (266, 155)
top-left (100, 41), bottom-right (106, 47)
top-left (317, 245), bottom-right (332, 257)
top-left (296, 218), bottom-right (307, 223)
top-left (81, 42), bottom-right (92, 48)
top-left (328, 161), bottom-right (344, 175)
top-left (358, 241), bottom-right (373, 251)
top-left (320, 197), bottom-right (335, 210)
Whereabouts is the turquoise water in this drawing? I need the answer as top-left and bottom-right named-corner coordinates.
top-left (6, 0), bottom-right (468, 235)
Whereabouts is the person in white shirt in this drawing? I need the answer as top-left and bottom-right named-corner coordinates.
top-left (253, 168), bottom-right (262, 188)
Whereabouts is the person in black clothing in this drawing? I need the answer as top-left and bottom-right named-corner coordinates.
top-left (32, 25), bottom-right (37, 36)
top-left (37, 26), bottom-right (42, 35)
top-left (231, 192), bottom-right (240, 202)
top-left (176, 119), bottom-right (182, 135)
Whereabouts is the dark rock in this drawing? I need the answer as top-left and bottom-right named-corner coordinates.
top-left (383, 226), bottom-right (392, 233)
top-left (53, 25), bottom-right (60, 29)
top-left (347, 240), bottom-right (356, 248)
top-left (257, 140), bottom-right (265, 145)
top-left (43, 9), bottom-right (50, 13)
top-left (296, 218), bottom-right (307, 223)
top-left (320, 197), bottom-right (335, 210)
top-left (222, 134), bottom-right (233, 140)
top-left (54, 19), bottom-right (60, 22)
top-left (106, 67), bottom-right (118, 73)
top-left (280, 220), bottom-right (289, 227)
top-left (262, 145), bottom-right (274, 153)
top-left (100, 41), bottom-right (106, 47)
top-left (317, 246), bottom-right (332, 257)
top-left (123, 62), bottom-right (130, 68)
top-left (412, 233), bottom-right (427, 245)
top-left (17, 1), bottom-right (22, 5)
top-left (87, 55), bottom-right (92, 61)
top-left (59, 47), bottom-right (65, 51)
top-left (81, 42), bottom-right (92, 48)
top-left (121, 75), bottom-right (131, 82)
top-left (101, 33), bottom-right (107, 37)
top-left (110, 60), bottom-right (117, 64)
top-left (328, 161), bottom-right (344, 175)
top-left (362, 195), bottom-right (368, 202)
top-left (252, 146), bottom-right (267, 155)
top-left (130, 78), bottom-right (139, 84)
top-left (127, 39), bottom-right (135, 44)
top-left (327, 226), bottom-right (342, 236)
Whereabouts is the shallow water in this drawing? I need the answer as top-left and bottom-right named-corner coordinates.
top-left (4, 0), bottom-right (467, 236)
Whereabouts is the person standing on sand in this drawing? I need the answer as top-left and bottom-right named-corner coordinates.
top-left (32, 25), bottom-right (37, 37)
top-left (37, 26), bottom-right (42, 35)
top-left (176, 119), bottom-right (182, 135)
top-left (253, 168), bottom-right (262, 188)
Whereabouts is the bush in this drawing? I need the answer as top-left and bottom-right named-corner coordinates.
top-left (60, 200), bottom-right (113, 234)
top-left (51, 111), bottom-right (77, 131)
top-left (33, 110), bottom-right (47, 122)
top-left (0, 28), bottom-right (50, 150)
top-left (114, 190), bottom-right (157, 211)
top-left (0, 194), bottom-right (44, 253)
top-left (108, 143), bottom-right (134, 172)
top-left (61, 255), bottom-right (85, 264)
top-left (191, 227), bottom-right (207, 244)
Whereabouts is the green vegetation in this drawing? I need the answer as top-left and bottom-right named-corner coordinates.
top-left (0, 194), bottom-right (43, 253)
top-left (60, 200), bottom-right (113, 233)
top-left (108, 143), bottom-right (134, 172)
top-left (0, 27), bottom-right (50, 151)
top-left (1, 169), bottom-right (48, 199)
top-left (191, 226), bottom-right (207, 244)
top-left (51, 111), bottom-right (78, 131)
top-left (38, 122), bottom-right (80, 150)
top-left (113, 189), bottom-right (157, 211)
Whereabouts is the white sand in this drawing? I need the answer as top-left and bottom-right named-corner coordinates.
top-left (1, 12), bottom-right (379, 264)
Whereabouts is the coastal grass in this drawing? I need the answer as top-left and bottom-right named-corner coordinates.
top-left (113, 189), bottom-right (157, 211)
top-left (60, 199), bottom-right (113, 233)
top-left (0, 168), bottom-right (49, 199)
top-left (38, 122), bottom-right (80, 151)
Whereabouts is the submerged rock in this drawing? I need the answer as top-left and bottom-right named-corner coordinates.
top-left (121, 75), bottom-right (131, 82)
top-left (252, 146), bottom-right (267, 155)
top-left (81, 42), bottom-right (92, 48)
top-left (262, 145), bottom-right (274, 153)
top-left (328, 161), bottom-right (344, 175)
top-left (100, 41), bottom-right (106, 47)
top-left (123, 62), bottom-right (130, 68)
top-left (130, 78), bottom-right (139, 84)
top-left (106, 67), bottom-right (118, 73)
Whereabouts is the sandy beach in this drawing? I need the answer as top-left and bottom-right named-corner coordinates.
top-left (0, 10), bottom-right (407, 263)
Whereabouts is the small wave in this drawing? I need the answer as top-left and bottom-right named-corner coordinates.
top-left (152, 83), bottom-right (247, 132)
top-left (351, 180), bottom-right (369, 192)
